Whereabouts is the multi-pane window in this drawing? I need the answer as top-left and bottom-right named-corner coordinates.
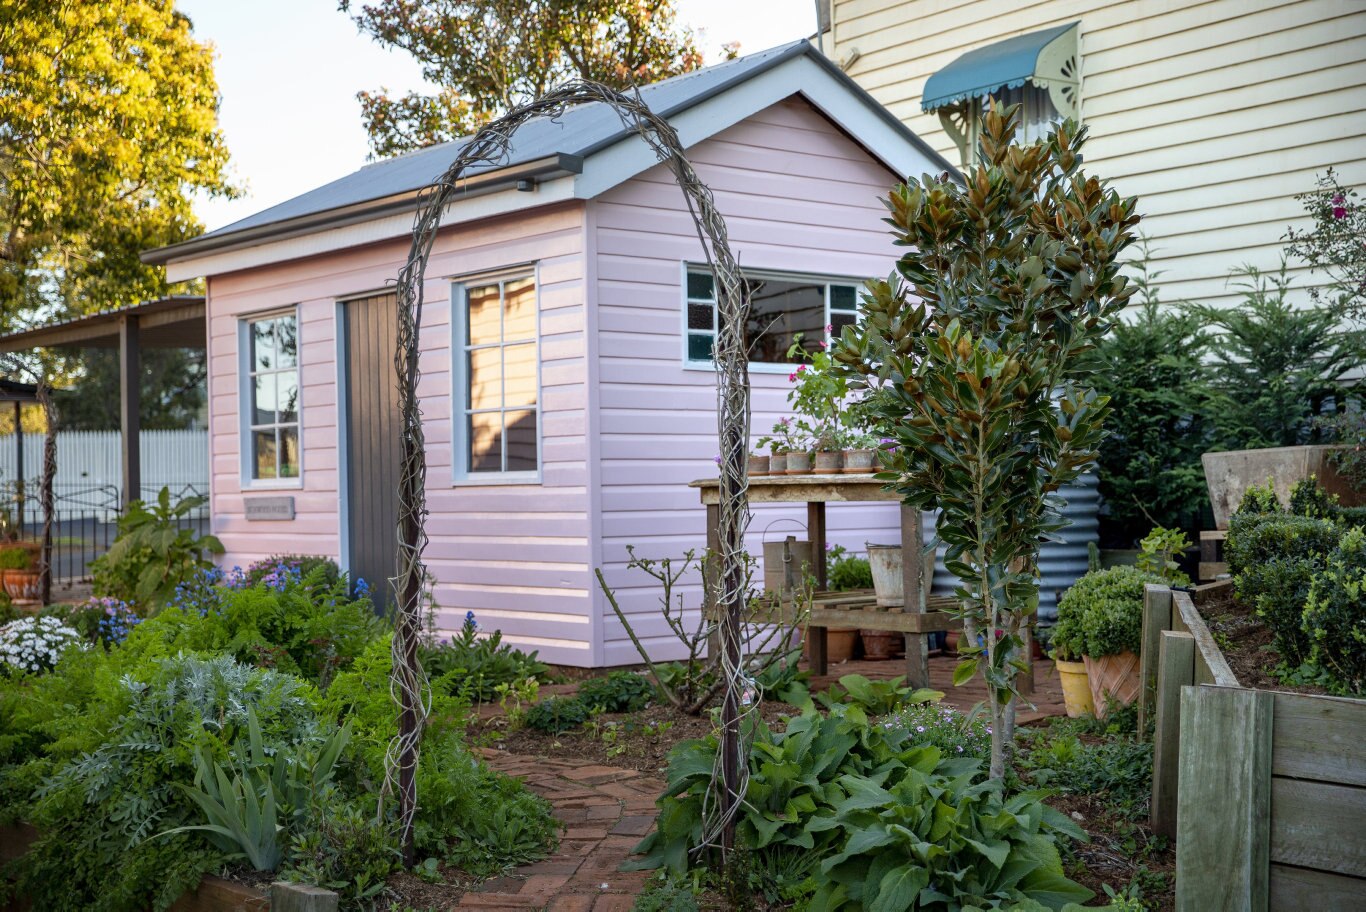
top-left (244, 312), bottom-right (300, 481)
top-left (459, 276), bottom-right (538, 477)
top-left (685, 269), bottom-right (860, 367)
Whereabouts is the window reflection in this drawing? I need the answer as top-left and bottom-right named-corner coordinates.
top-left (246, 311), bottom-right (302, 481)
top-left (462, 277), bottom-right (538, 476)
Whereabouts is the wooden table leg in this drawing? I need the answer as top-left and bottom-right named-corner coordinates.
top-left (901, 504), bottom-right (929, 688)
top-left (809, 626), bottom-right (828, 676)
top-left (806, 500), bottom-right (827, 590)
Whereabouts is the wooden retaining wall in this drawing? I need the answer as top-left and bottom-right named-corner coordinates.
top-left (1140, 583), bottom-right (1366, 911)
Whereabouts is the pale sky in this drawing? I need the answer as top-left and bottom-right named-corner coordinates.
top-left (178, 0), bottom-right (819, 233)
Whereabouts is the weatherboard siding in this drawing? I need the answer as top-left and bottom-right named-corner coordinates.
top-left (206, 203), bottom-right (595, 665)
top-left (830, 0), bottom-right (1366, 309)
top-left (590, 97), bottom-right (910, 666)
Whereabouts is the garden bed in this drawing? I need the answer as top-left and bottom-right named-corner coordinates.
top-left (1192, 583), bottom-right (1341, 696)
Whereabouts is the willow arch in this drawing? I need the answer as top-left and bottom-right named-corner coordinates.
top-left (388, 81), bottom-right (755, 857)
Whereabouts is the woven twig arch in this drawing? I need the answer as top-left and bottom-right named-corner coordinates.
top-left (388, 81), bottom-right (754, 857)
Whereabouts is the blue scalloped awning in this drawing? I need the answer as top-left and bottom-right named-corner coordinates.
top-left (922, 23), bottom-right (1077, 111)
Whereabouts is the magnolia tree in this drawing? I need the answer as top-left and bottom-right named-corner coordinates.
top-left (832, 105), bottom-right (1141, 779)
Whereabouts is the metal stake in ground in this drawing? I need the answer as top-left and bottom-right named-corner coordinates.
top-left (391, 81), bottom-right (752, 860)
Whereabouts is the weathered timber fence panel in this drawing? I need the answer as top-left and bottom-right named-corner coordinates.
top-left (1143, 581), bottom-right (1366, 910)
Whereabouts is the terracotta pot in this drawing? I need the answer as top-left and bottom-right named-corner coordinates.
top-left (859, 629), bottom-right (901, 660)
top-left (2, 568), bottom-right (42, 605)
top-left (805, 627), bottom-right (858, 664)
top-left (842, 448), bottom-right (876, 473)
top-left (813, 450), bottom-right (842, 474)
top-left (785, 451), bottom-right (812, 474)
top-left (747, 454), bottom-right (770, 476)
top-left (769, 451), bottom-right (787, 474)
top-left (1055, 658), bottom-right (1094, 718)
top-left (1083, 651), bottom-right (1141, 718)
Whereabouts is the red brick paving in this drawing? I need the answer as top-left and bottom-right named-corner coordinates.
top-left (453, 654), bottom-right (1065, 909)
top-left (451, 751), bottom-right (663, 910)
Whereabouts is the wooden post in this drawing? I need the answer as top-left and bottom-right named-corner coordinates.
top-left (1139, 584), bottom-right (1173, 735)
top-left (901, 504), bottom-right (929, 688)
top-left (806, 501), bottom-right (827, 589)
top-left (118, 314), bottom-right (141, 507)
top-left (12, 401), bottom-right (21, 535)
top-left (1176, 685), bottom-right (1273, 912)
top-left (1150, 630), bottom-right (1193, 838)
top-left (704, 503), bottom-right (720, 659)
top-left (270, 882), bottom-right (339, 912)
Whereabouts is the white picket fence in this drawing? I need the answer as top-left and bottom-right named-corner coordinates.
top-left (0, 430), bottom-right (209, 494)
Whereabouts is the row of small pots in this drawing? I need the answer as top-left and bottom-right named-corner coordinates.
top-left (749, 448), bottom-right (878, 476)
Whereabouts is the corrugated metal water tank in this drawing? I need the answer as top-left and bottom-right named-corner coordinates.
top-left (928, 471), bottom-right (1099, 624)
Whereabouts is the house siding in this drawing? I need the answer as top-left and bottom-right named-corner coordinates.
top-left (206, 202), bottom-right (595, 665)
top-left (830, 0), bottom-right (1366, 308)
top-left (590, 96), bottom-right (920, 666)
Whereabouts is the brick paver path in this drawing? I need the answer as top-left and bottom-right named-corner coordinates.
top-left (458, 750), bottom-right (663, 911)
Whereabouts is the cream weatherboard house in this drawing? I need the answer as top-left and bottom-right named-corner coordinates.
top-left (826, 0), bottom-right (1366, 309)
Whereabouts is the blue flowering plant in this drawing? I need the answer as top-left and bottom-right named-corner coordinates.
top-left (419, 609), bottom-right (552, 703)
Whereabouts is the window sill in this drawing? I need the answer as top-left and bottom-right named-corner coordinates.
top-left (683, 361), bottom-right (803, 374)
top-left (451, 472), bottom-right (542, 487)
top-left (241, 478), bottom-right (304, 491)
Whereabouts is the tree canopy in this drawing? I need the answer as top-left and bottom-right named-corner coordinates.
top-left (340, 0), bottom-right (710, 158)
top-left (0, 0), bottom-right (234, 330)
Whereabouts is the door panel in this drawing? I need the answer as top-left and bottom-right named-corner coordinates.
top-left (342, 292), bottom-right (401, 609)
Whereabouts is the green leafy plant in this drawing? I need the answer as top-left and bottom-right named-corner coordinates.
top-left (0, 547), bottom-right (31, 570)
top-left (816, 673), bottom-right (942, 716)
top-left (1235, 480), bottom-right (1283, 516)
top-left (577, 670), bottom-right (655, 714)
top-left (525, 695), bottom-right (590, 734)
top-left (1016, 717), bottom-right (1153, 821)
top-left (90, 487), bottom-right (224, 606)
top-left (1283, 167), bottom-right (1366, 315)
top-left (827, 545), bottom-right (874, 591)
top-left (1226, 514), bottom-right (1339, 581)
top-left (1289, 475), bottom-right (1339, 518)
top-left (1093, 242), bottom-right (1215, 546)
top-left (1302, 527), bottom-right (1366, 694)
top-left (283, 787), bottom-right (399, 907)
top-left (785, 332), bottom-right (853, 450)
top-left (809, 763), bottom-right (1091, 911)
top-left (1194, 262), bottom-right (1365, 450)
top-left (831, 106), bottom-right (1140, 778)
top-left (1136, 526), bottom-right (1190, 585)
top-left (130, 565), bottom-right (384, 688)
top-left (880, 700), bottom-right (992, 761)
top-left (420, 610), bottom-right (550, 702)
top-left (1054, 567), bottom-right (1163, 660)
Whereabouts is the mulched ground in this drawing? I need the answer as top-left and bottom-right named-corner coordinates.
top-left (473, 700), bottom-right (799, 773)
top-left (1195, 588), bottom-right (1337, 696)
top-left (1047, 792), bottom-right (1174, 912)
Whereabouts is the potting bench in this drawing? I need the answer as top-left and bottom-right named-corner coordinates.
top-left (688, 474), bottom-right (958, 687)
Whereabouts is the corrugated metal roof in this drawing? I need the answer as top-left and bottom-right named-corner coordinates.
top-left (201, 41), bottom-right (813, 240)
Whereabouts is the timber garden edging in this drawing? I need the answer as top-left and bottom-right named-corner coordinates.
top-left (1139, 582), bottom-right (1366, 911)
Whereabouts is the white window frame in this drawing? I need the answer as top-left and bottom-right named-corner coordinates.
top-left (680, 263), bottom-right (863, 373)
top-left (238, 307), bottom-right (303, 489)
top-left (450, 266), bottom-right (542, 485)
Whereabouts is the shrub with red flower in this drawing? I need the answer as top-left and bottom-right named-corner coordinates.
top-left (1285, 168), bottom-right (1366, 314)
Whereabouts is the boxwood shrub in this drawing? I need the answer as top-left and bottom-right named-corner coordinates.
top-left (1054, 566), bottom-right (1165, 660)
top-left (1303, 528), bottom-right (1366, 695)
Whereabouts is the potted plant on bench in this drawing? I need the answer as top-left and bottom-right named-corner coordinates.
top-left (1056, 564), bottom-right (1165, 718)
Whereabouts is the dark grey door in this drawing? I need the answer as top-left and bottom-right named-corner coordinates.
top-left (342, 292), bottom-right (401, 608)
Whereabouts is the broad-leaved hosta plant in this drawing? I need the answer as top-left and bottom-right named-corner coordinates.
top-left (832, 105), bottom-right (1141, 778)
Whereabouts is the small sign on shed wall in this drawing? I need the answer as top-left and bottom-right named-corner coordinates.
top-left (244, 496), bottom-right (295, 521)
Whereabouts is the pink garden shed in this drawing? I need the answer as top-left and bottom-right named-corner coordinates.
top-left (142, 41), bottom-right (955, 668)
